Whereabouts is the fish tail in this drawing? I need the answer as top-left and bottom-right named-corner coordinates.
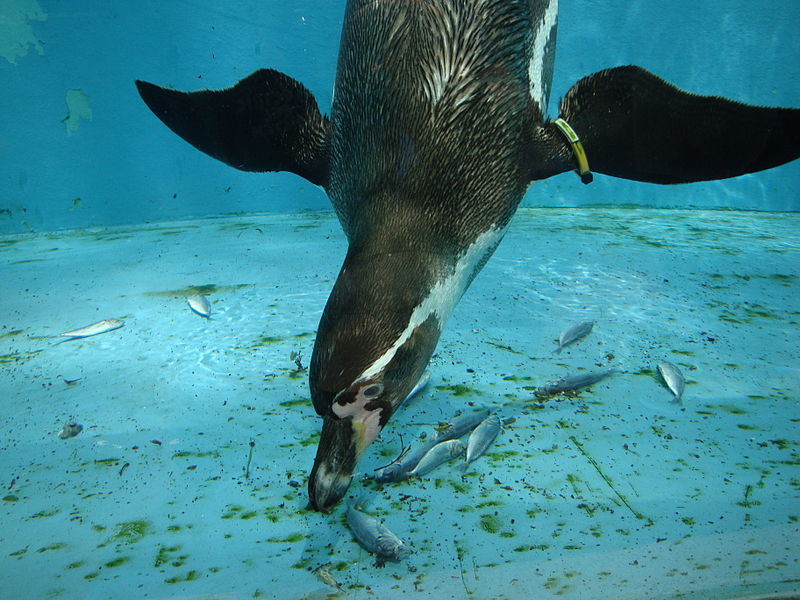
top-left (349, 496), bottom-right (367, 511)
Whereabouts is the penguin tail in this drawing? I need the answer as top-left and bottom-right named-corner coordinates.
top-left (135, 69), bottom-right (331, 187)
top-left (530, 65), bottom-right (800, 184)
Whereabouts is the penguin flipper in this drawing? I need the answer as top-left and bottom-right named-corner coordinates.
top-left (135, 69), bottom-right (330, 187)
top-left (531, 65), bottom-right (800, 184)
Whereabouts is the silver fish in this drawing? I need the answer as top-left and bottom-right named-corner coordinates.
top-left (534, 369), bottom-right (618, 398)
top-left (372, 408), bottom-right (490, 483)
top-left (373, 437), bottom-right (437, 483)
top-left (404, 370), bottom-right (431, 403)
top-left (58, 422), bottom-right (83, 439)
top-left (432, 408), bottom-right (491, 443)
top-left (657, 361), bottom-right (685, 402)
top-left (187, 293), bottom-right (211, 318)
top-left (60, 319), bottom-right (124, 339)
top-left (408, 439), bottom-right (465, 478)
top-left (346, 500), bottom-right (412, 562)
top-left (460, 413), bottom-right (501, 472)
top-left (554, 320), bottom-right (594, 353)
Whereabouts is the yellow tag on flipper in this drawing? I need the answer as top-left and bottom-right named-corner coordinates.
top-left (553, 118), bottom-right (593, 184)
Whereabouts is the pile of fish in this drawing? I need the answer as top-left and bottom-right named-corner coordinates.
top-left (345, 319), bottom-right (688, 562)
top-left (345, 408), bottom-right (501, 562)
top-left (372, 409), bottom-right (501, 482)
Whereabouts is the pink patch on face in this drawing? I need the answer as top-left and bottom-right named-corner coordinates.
top-left (332, 384), bottom-right (384, 454)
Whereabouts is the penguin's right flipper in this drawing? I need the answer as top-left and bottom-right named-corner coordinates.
top-left (135, 69), bottom-right (330, 187)
top-left (531, 65), bottom-right (800, 184)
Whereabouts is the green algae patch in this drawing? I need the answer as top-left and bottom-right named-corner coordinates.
top-left (165, 570), bottom-right (200, 584)
top-left (712, 404), bottom-right (748, 415)
top-left (279, 397), bottom-right (308, 408)
top-left (479, 514), bottom-right (501, 534)
top-left (299, 431), bottom-right (321, 448)
top-left (154, 545), bottom-right (182, 567)
top-left (448, 480), bottom-right (469, 493)
top-left (253, 335), bottom-right (286, 345)
top-left (114, 520), bottom-right (150, 544)
top-left (267, 532), bottom-right (306, 543)
top-left (36, 542), bottom-right (67, 553)
top-left (485, 341), bottom-right (522, 355)
top-left (144, 283), bottom-right (252, 298)
top-left (434, 384), bottom-right (480, 397)
top-left (0, 350), bottom-right (43, 365)
top-left (221, 505), bottom-right (244, 519)
top-left (172, 450), bottom-right (221, 459)
top-left (105, 556), bottom-right (131, 568)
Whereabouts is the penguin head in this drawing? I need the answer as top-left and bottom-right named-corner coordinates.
top-left (307, 305), bottom-right (440, 512)
top-left (307, 377), bottom-right (391, 513)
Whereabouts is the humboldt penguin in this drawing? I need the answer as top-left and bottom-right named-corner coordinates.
top-left (135, 0), bottom-right (800, 512)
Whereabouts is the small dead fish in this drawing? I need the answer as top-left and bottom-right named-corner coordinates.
top-left (657, 361), bottom-right (685, 402)
top-left (554, 320), bottom-right (594, 353)
top-left (58, 422), bottom-right (83, 439)
top-left (59, 319), bottom-right (124, 339)
top-left (187, 293), bottom-right (211, 318)
top-left (373, 438), bottom-right (436, 483)
top-left (534, 369), bottom-right (618, 398)
top-left (408, 439), bottom-right (465, 478)
top-left (347, 500), bottom-right (412, 562)
top-left (433, 408), bottom-right (491, 443)
top-left (314, 564), bottom-right (341, 589)
top-left (460, 413), bottom-right (501, 472)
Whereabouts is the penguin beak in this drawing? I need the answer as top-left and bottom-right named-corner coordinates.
top-left (308, 415), bottom-right (360, 512)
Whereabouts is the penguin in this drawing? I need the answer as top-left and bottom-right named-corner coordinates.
top-left (135, 0), bottom-right (800, 512)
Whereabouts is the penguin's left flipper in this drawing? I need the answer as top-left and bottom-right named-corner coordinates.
top-left (135, 69), bottom-right (330, 187)
top-left (530, 65), bottom-right (800, 184)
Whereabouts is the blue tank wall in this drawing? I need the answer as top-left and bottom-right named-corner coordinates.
top-left (1, 0), bottom-right (798, 234)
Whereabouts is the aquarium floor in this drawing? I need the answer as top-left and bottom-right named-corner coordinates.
top-left (1, 208), bottom-right (798, 600)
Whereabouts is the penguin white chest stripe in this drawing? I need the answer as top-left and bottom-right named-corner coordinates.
top-left (528, 0), bottom-right (558, 112)
top-left (357, 224), bottom-right (509, 384)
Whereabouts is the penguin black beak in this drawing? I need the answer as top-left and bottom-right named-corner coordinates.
top-left (308, 415), bottom-right (360, 512)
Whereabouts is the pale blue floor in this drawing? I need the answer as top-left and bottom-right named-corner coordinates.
top-left (1, 208), bottom-right (798, 600)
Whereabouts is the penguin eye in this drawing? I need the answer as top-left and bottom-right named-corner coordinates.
top-left (362, 384), bottom-right (383, 399)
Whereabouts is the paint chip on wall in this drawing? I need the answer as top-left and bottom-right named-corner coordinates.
top-left (64, 89), bottom-right (92, 135)
top-left (0, 0), bottom-right (47, 64)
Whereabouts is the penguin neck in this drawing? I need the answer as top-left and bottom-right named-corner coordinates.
top-left (311, 223), bottom-right (510, 403)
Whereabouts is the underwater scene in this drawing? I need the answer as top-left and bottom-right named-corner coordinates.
top-left (1, 2), bottom-right (799, 600)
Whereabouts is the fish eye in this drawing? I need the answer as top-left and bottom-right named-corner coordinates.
top-left (362, 384), bottom-right (383, 398)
